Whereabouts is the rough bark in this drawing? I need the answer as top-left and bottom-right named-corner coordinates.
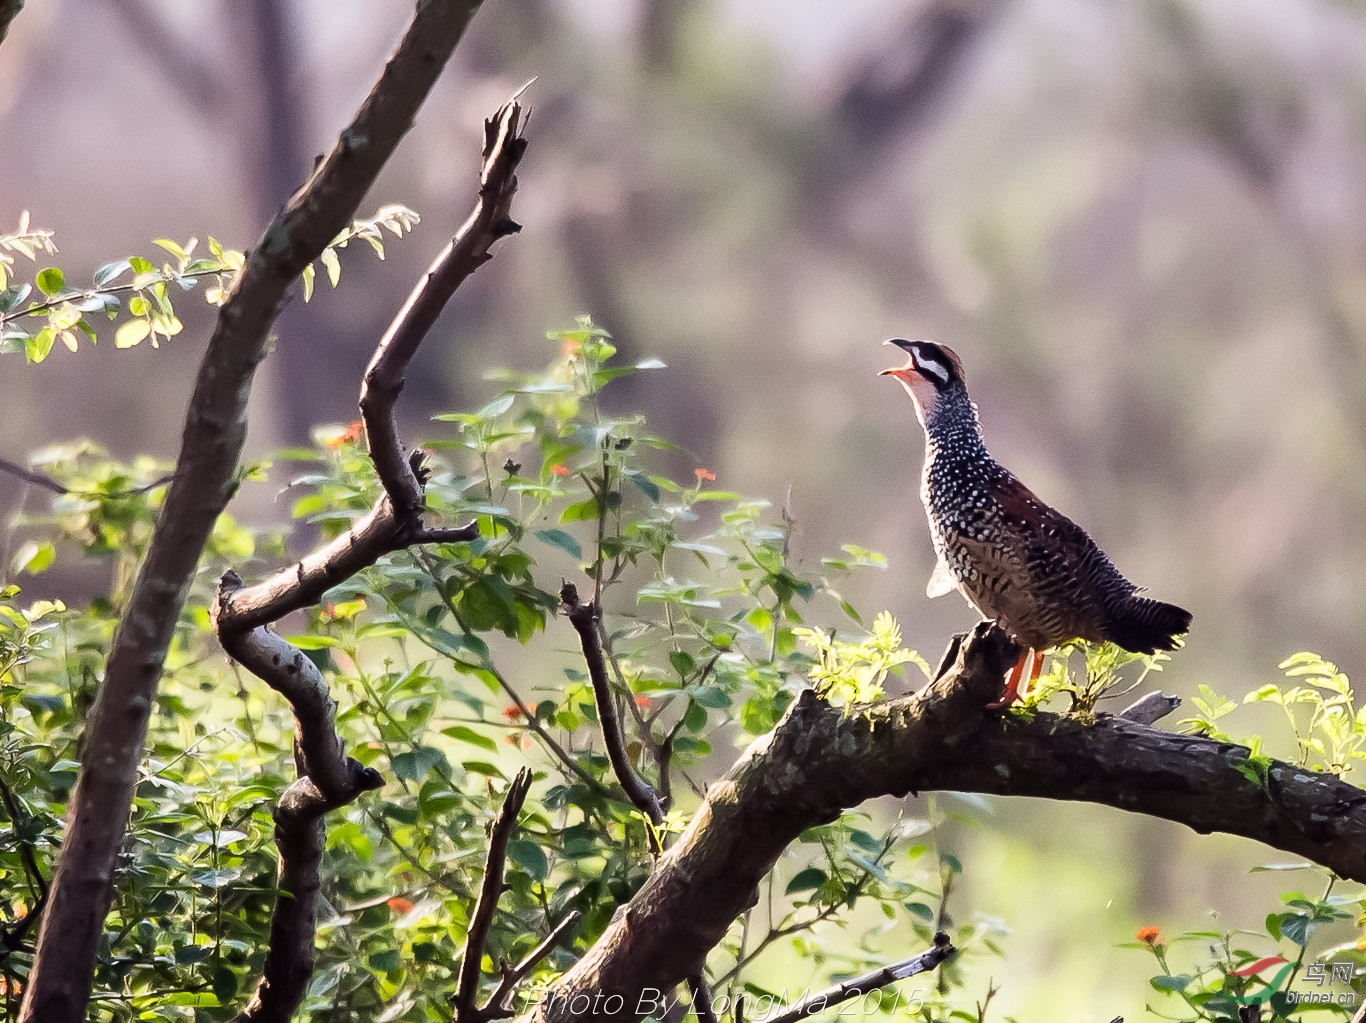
top-left (19, 4), bottom-right (488, 1020)
top-left (516, 622), bottom-right (1366, 1023)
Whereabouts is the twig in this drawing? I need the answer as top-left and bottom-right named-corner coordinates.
top-left (0, 777), bottom-right (47, 902)
top-left (478, 910), bottom-right (580, 1020)
top-left (559, 582), bottom-right (664, 827)
top-left (360, 102), bottom-right (526, 520)
top-left (975, 979), bottom-right (999, 1023)
top-left (764, 934), bottom-right (955, 1023)
top-left (455, 768), bottom-right (532, 1023)
top-left (0, 456), bottom-right (176, 499)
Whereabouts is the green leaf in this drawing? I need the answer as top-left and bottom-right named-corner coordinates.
top-left (35, 267), bottom-right (65, 296)
top-left (440, 725), bottom-right (498, 752)
top-left (211, 965), bottom-right (239, 1004)
top-left (93, 260), bottom-right (132, 287)
top-left (535, 528), bottom-right (583, 558)
top-left (560, 499), bottom-right (600, 523)
top-left (391, 744), bottom-right (449, 782)
top-left (10, 541), bottom-right (55, 575)
top-left (25, 328), bottom-right (55, 363)
top-left (321, 246), bottom-right (342, 286)
top-left (507, 839), bottom-right (549, 879)
top-left (368, 949), bottom-right (403, 974)
top-left (115, 318), bottom-right (151, 348)
top-left (786, 867), bottom-right (827, 894)
top-left (284, 634), bottom-right (340, 650)
top-left (1149, 975), bottom-right (1191, 992)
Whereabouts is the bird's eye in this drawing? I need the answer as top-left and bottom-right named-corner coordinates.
top-left (916, 357), bottom-right (950, 386)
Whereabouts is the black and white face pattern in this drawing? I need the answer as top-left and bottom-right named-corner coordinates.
top-left (885, 339), bottom-right (964, 391)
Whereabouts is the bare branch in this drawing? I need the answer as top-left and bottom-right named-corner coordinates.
top-left (0, 456), bottom-right (175, 498)
top-left (480, 911), bottom-right (581, 1021)
top-left (764, 933), bottom-right (954, 1023)
top-left (559, 582), bottom-right (665, 827)
top-left (0, 457), bottom-right (65, 495)
top-left (217, 495), bottom-right (476, 631)
top-left (20, 5), bottom-right (491, 1019)
top-left (360, 102), bottom-right (526, 519)
top-left (456, 768), bottom-right (534, 1023)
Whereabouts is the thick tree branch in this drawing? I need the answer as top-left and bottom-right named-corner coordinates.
top-left (20, 5), bottom-right (489, 1020)
top-left (212, 596), bottom-right (385, 1023)
top-left (764, 933), bottom-right (954, 1023)
top-left (515, 622), bottom-right (1366, 1023)
top-left (560, 583), bottom-right (665, 827)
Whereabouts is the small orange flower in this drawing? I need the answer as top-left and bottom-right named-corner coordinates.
top-left (1137, 926), bottom-right (1161, 946)
top-left (694, 468), bottom-right (716, 482)
top-left (550, 463), bottom-right (570, 477)
top-left (501, 705), bottom-right (524, 721)
top-left (324, 421), bottom-right (364, 450)
top-left (387, 896), bottom-right (415, 914)
top-left (634, 694), bottom-right (653, 709)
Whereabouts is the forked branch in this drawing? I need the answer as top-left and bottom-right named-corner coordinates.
top-left (455, 769), bottom-right (578, 1023)
top-left (559, 582), bottom-right (665, 828)
top-left (210, 92), bottom-right (528, 1023)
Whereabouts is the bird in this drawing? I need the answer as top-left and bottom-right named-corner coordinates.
top-left (879, 338), bottom-right (1191, 705)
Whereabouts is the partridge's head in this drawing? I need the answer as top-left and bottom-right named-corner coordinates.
top-left (879, 339), bottom-right (966, 424)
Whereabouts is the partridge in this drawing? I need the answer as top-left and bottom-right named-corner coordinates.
top-left (880, 339), bottom-right (1191, 703)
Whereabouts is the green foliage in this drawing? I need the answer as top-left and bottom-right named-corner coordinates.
top-left (0, 205), bottom-right (417, 362)
top-left (1179, 653), bottom-right (1366, 781)
top-left (1128, 869), bottom-right (1366, 1022)
top-left (1244, 653), bottom-right (1366, 778)
top-left (1021, 641), bottom-right (1169, 717)
top-left (795, 611), bottom-right (929, 708)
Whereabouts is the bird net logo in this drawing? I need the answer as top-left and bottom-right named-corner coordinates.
top-left (1230, 956), bottom-right (1357, 1007)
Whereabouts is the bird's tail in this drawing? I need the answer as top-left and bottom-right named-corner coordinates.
top-left (1105, 596), bottom-right (1192, 655)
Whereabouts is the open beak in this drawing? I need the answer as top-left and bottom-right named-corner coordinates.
top-left (879, 339), bottom-right (917, 382)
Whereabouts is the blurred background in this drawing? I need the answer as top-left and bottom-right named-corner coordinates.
top-left (4, 0), bottom-right (1366, 1017)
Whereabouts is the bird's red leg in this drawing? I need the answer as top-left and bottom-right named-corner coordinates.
top-left (986, 651), bottom-right (1029, 709)
top-left (1017, 648), bottom-right (1044, 701)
